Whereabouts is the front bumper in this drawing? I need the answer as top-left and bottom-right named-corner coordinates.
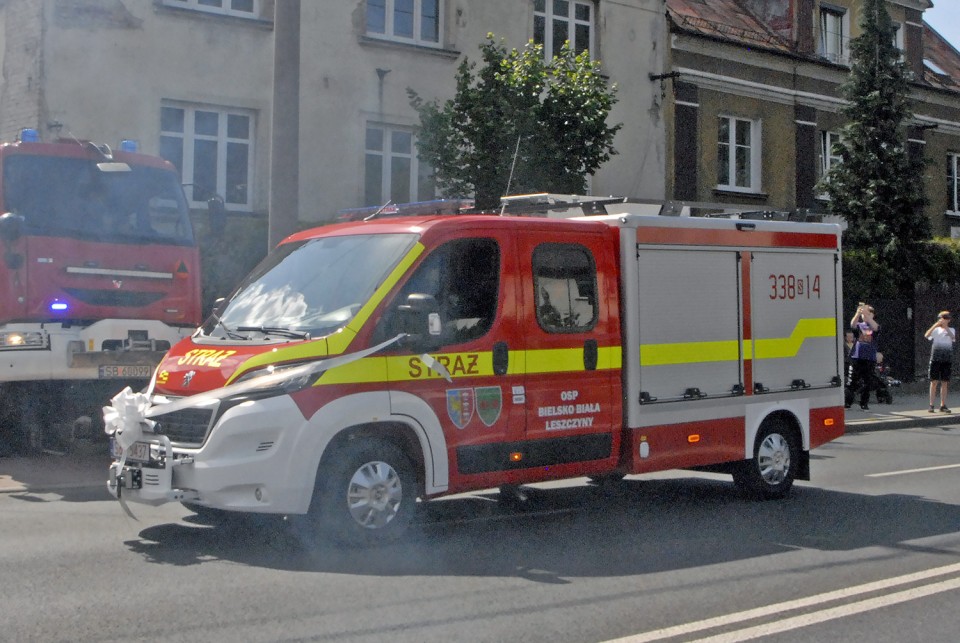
top-left (106, 395), bottom-right (310, 513)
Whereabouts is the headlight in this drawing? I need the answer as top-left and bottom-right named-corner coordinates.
top-left (230, 361), bottom-right (322, 396)
top-left (0, 330), bottom-right (49, 350)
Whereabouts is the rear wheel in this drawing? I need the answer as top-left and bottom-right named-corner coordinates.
top-left (733, 418), bottom-right (799, 499)
top-left (306, 438), bottom-right (418, 546)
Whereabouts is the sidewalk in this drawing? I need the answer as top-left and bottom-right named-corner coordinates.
top-left (1, 386), bottom-right (955, 495)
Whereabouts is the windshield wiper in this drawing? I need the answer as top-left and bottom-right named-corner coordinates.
top-left (236, 325), bottom-right (311, 340)
top-left (214, 315), bottom-right (248, 340)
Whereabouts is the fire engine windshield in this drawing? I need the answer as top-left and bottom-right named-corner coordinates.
top-left (3, 154), bottom-right (194, 246)
top-left (203, 233), bottom-right (418, 340)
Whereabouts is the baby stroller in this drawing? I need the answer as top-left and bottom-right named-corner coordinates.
top-left (873, 353), bottom-right (899, 404)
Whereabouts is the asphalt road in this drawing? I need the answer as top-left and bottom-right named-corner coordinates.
top-left (2, 421), bottom-right (959, 642)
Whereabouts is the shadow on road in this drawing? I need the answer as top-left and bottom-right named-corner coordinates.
top-left (124, 477), bottom-right (960, 579)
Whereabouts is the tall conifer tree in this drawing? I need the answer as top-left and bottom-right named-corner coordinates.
top-left (820, 0), bottom-right (929, 291)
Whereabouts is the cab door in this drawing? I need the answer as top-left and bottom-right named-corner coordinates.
top-left (514, 229), bottom-right (621, 474)
top-left (379, 230), bottom-right (527, 489)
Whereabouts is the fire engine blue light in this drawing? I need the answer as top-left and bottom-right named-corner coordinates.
top-left (119, 139), bottom-right (139, 153)
top-left (50, 301), bottom-right (68, 312)
top-left (19, 128), bottom-right (40, 143)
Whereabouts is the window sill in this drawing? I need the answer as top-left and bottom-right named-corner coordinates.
top-left (945, 210), bottom-right (960, 218)
top-left (359, 35), bottom-right (460, 59)
top-left (713, 188), bottom-right (769, 201)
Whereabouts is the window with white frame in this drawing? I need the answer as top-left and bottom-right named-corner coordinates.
top-left (949, 153), bottom-right (959, 214)
top-left (364, 125), bottom-right (435, 207)
top-left (160, 103), bottom-right (254, 208)
top-left (366, 0), bottom-right (440, 46)
top-left (819, 6), bottom-right (848, 64)
top-left (163, 0), bottom-right (258, 19)
top-left (533, 0), bottom-right (594, 59)
top-left (717, 116), bottom-right (760, 192)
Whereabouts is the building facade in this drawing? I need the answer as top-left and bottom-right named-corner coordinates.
top-left (0, 0), bottom-right (668, 236)
top-left (665, 0), bottom-right (960, 236)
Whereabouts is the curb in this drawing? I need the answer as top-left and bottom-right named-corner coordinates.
top-left (844, 411), bottom-right (958, 433)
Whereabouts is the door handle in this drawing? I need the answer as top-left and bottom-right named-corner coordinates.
top-left (584, 339), bottom-right (598, 371)
top-left (493, 341), bottom-right (509, 376)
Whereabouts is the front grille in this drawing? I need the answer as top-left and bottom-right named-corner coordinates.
top-left (153, 407), bottom-right (214, 445)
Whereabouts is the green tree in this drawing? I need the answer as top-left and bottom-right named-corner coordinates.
top-left (409, 35), bottom-right (621, 209)
top-left (819, 0), bottom-right (929, 292)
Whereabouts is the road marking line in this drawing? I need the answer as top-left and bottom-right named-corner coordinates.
top-left (866, 462), bottom-right (960, 477)
top-left (689, 577), bottom-right (960, 642)
top-left (604, 562), bottom-right (960, 643)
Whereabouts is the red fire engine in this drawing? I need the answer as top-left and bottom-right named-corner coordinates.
top-left (106, 197), bottom-right (844, 546)
top-left (0, 129), bottom-right (201, 452)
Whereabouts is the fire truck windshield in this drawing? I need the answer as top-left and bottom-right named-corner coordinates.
top-left (3, 154), bottom-right (194, 246)
top-left (202, 233), bottom-right (418, 340)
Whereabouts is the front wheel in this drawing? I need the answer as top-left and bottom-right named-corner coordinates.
top-left (733, 419), bottom-right (799, 499)
top-left (305, 438), bottom-right (418, 547)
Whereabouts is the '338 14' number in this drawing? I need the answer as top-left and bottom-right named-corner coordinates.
top-left (769, 274), bottom-right (821, 300)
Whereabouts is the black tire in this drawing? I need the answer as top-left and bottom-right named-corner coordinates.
top-left (588, 472), bottom-right (626, 486)
top-left (732, 418), bottom-right (799, 500)
top-left (306, 438), bottom-right (418, 547)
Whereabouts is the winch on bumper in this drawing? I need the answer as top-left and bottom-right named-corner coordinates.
top-left (107, 434), bottom-right (199, 505)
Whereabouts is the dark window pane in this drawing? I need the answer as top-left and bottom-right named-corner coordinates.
top-left (534, 15), bottom-right (545, 45)
top-left (231, 0), bottom-right (253, 12)
top-left (192, 139), bottom-right (218, 201)
top-left (159, 136), bottom-right (183, 174)
top-left (553, 18), bottom-right (567, 55)
top-left (417, 159), bottom-right (435, 201)
top-left (367, 0), bottom-right (386, 34)
top-left (394, 0), bottom-right (414, 37)
top-left (195, 111), bottom-right (219, 137)
top-left (575, 2), bottom-right (590, 21)
top-left (421, 0), bottom-right (439, 42)
top-left (392, 130), bottom-right (412, 155)
top-left (199, 0), bottom-right (221, 7)
top-left (735, 120), bottom-right (751, 146)
top-left (226, 141), bottom-right (248, 204)
top-left (554, 0), bottom-right (569, 17)
top-left (366, 127), bottom-right (384, 152)
top-left (575, 23), bottom-right (589, 54)
top-left (161, 107), bottom-right (184, 133)
top-left (718, 117), bottom-right (730, 143)
top-left (391, 157), bottom-right (411, 203)
top-left (227, 114), bottom-right (249, 139)
top-left (534, 0), bottom-right (545, 13)
top-left (736, 147), bottom-right (751, 187)
top-left (365, 153), bottom-right (383, 206)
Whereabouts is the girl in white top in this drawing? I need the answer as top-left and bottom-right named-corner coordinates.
top-left (924, 311), bottom-right (956, 413)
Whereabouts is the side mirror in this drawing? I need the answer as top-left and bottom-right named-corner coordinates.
top-left (397, 293), bottom-right (442, 351)
top-left (0, 212), bottom-right (24, 243)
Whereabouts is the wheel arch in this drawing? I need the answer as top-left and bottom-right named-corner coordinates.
top-left (745, 403), bottom-right (809, 481)
top-left (285, 390), bottom-right (448, 513)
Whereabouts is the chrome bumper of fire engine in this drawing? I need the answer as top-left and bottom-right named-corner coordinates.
top-left (107, 435), bottom-right (199, 505)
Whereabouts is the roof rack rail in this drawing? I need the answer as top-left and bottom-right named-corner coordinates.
top-left (497, 193), bottom-right (828, 222)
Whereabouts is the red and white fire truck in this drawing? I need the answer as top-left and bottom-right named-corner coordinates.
top-left (106, 197), bottom-right (844, 545)
top-left (0, 129), bottom-right (201, 452)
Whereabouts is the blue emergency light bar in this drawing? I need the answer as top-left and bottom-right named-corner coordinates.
top-left (19, 128), bottom-right (40, 143)
top-left (50, 300), bottom-right (68, 312)
top-left (120, 139), bottom-right (139, 153)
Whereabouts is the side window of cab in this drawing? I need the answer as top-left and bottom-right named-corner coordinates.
top-left (380, 237), bottom-right (500, 345)
top-left (533, 243), bottom-right (598, 333)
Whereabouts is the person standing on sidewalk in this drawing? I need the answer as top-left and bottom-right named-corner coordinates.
top-left (924, 310), bottom-right (955, 413)
top-left (849, 303), bottom-right (879, 410)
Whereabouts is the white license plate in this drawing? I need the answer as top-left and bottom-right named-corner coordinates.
top-left (111, 439), bottom-right (151, 464)
top-left (99, 364), bottom-right (153, 379)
